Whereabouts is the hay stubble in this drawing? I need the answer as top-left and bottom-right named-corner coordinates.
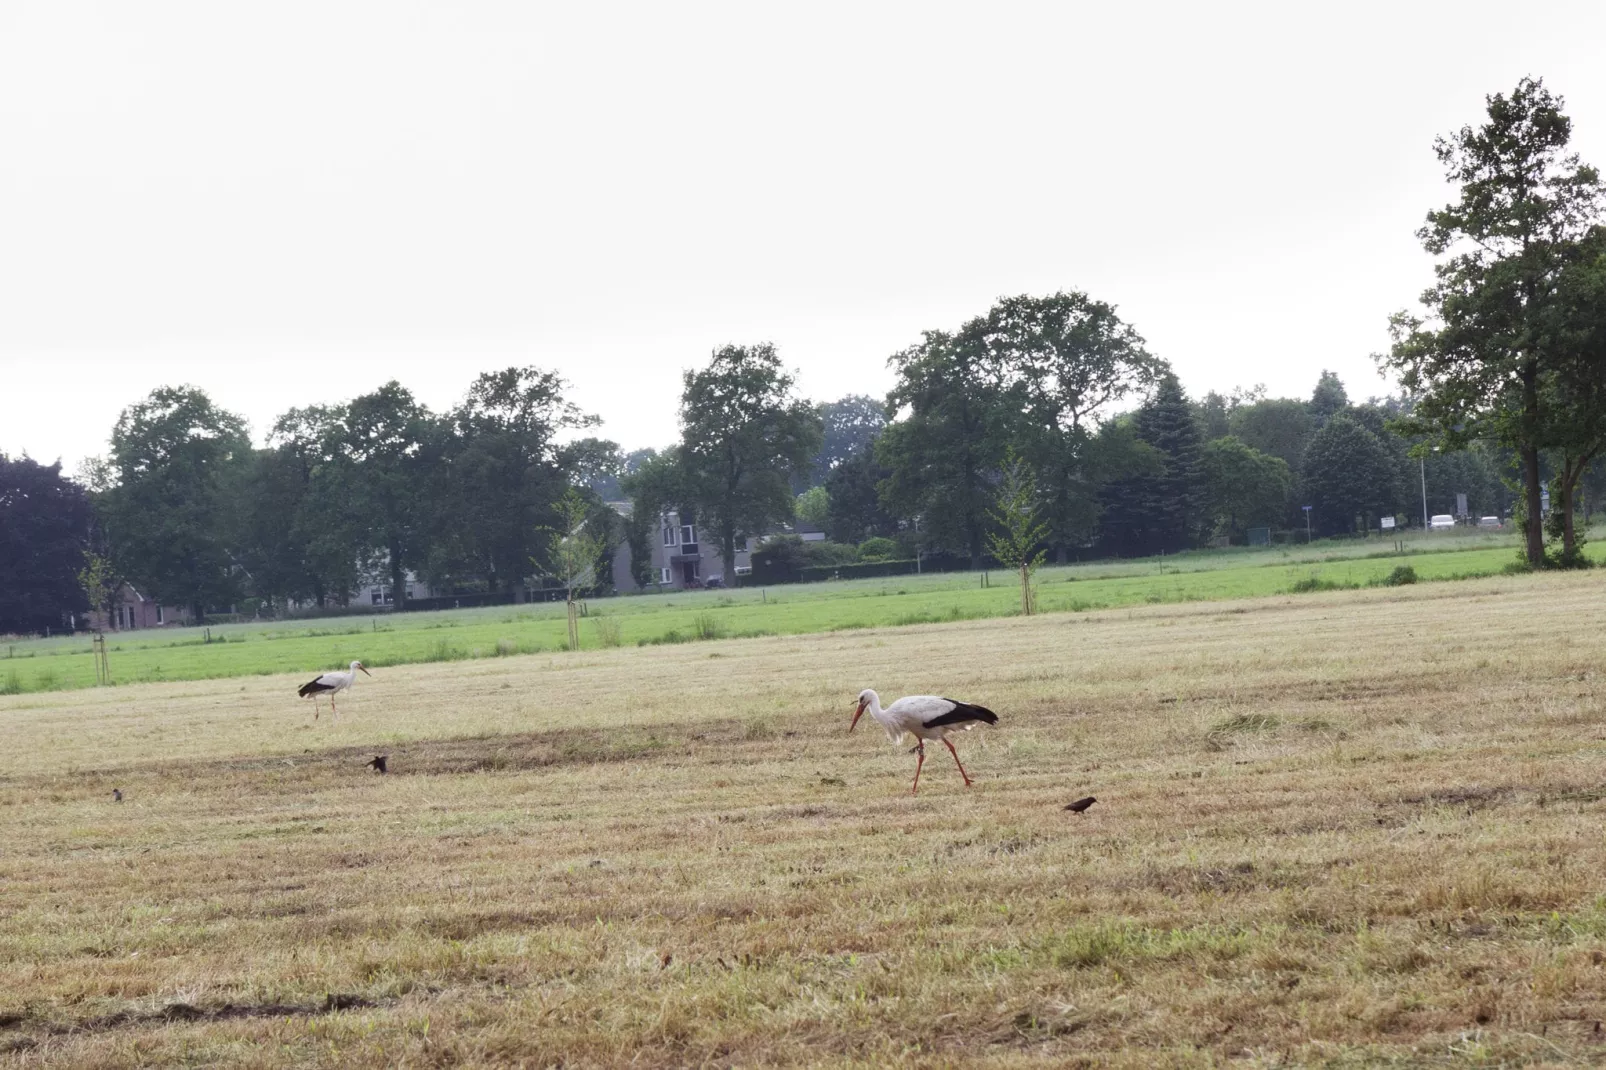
top-left (4, 573), bottom-right (1606, 1066)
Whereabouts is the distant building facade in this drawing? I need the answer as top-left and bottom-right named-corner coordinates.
top-left (86, 584), bottom-right (193, 631)
top-left (609, 506), bottom-right (752, 592)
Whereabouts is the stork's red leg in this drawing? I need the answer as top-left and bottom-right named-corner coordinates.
top-left (911, 745), bottom-right (925, 795)
top-left (943, 738), bottom-right (974, 787)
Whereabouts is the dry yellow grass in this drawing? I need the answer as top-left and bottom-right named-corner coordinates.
top-left (5, 572), bottom-right (1606, 1067)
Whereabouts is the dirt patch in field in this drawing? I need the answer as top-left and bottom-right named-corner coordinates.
top-left (13, 717), bottom-right (800, 798)
top-left (0, 993), bottom-right (379, 1041)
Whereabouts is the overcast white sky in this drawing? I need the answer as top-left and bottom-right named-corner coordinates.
top-left (3, 1), bottom-right (1605, 471)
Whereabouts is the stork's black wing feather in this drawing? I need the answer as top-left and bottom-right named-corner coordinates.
top-left (923, 700), bottom-right (999, 729)
top-left (298, 678), bottom-right (334, 697)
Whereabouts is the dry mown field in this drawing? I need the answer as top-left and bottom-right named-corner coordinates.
top-left (4, 572), bottom-right (1606, 1067)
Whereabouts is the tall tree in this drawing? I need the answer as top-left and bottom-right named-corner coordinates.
top-left (1381, 77), bottom-right (1604, 566)
top-left (1538, 230), bottom-right (1606, 561)
top-left (1309, 370), bottom-right (1350, 425)
top-left (877, 331), bottom-right (1003, 567)
top-left (1301, 414), bottom-right (1397, 536)
top-left (334, 382), bottom-right (440, 609)
top-left (98, 386), bottom-right (251, 621)
top-left (262, 405), bottom-right (369, 607)
top-left (679, 345), bottom-right (823, 571)
top-left (444, 367), bottom-right (599, 600)
top-left (1101, 373), bottom-right (1204, 555)
top-left (1199, 437), bottom-right (1292, 542)
top-left (969, 291), bottom-right (1166, 561)
top-left (1228, 398), bottom-right (1315, 477)
top-left (0, 456), bottom-right (93, 633)
top-left (802, 395), bottom-right (889, 488)
top-left (824, 448), bottom-right (900, 545)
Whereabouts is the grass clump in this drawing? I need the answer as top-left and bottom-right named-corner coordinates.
top-left (693, 613), bottom-right (724, 641)
top-left (593, 617), bottom-right (623, 648)
top-left (1382, 565), bottom-right (1418, 586)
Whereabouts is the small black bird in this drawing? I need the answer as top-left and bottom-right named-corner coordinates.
top-left (366, 755), bottom-right (388, 774)
top-left (1063, 796), bottom-right (1096, 813)
top-left (112, 788), bottom-right (123, 802)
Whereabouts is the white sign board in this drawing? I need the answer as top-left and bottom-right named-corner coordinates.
top-left (1380, 516), bottom-right (1395, 530)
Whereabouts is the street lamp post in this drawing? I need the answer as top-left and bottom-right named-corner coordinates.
top-left (1302, 505), bottom-right (1312, 543)
top-left (1420, 455), bottom-right (1428, 530)
top-left (1419, 446), bottom-right (1440, 529)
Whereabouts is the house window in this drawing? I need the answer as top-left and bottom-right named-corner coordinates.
top-left (659, 567), bottom-right (672, 584)
top-left (662, 522), bottom-right (678, 546)
top-left (155, 604), bottom-right (163, 625)
top-left (681, 524), bottom-right (696, 546)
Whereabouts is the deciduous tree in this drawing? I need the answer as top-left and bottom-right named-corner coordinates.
top-left (0, 455), bottom-right (93, 633)
top-left (679, 345), bottom-right (823, 572)
top-left (1381, 77), bottom-right (1603, 566)
top-left (98, 386), bottom-right (252, 622)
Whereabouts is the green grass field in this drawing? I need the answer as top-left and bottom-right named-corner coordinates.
top-left (2, 528), bottom-right (1591, 696)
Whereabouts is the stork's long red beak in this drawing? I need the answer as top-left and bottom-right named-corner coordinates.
top-left (849, 700), bottom-right (865, 732)
top-left (359, 664), bottom-right (372, 676)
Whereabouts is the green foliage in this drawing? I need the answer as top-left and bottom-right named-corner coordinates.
top-left (972, 292), bottom-right (1166, 558)
top-left (1384, 565), bottom-right (1418, 586)
top-left (878, 330), bottom-right (1002, 566)
top-left (0, 456), bottom-right (93, 633)
top-left (857, 537), bottom-right (899, 562)
top-left (1200, 437), bottom-right (1292, 542)
top-left (537, 489), bottom-right (613, 601)
top-left (1100, 374), bottom-right (1204, 555)
top-left (444, 367), bottom-right (601, 598)
top-left (986, 452), bottom-right (1049, 614)
top-left (1228, 398), bottom-right (1315, 477)
top-left (1309, 370), bottom-right (1350, 425)
top-left (823, 449), bottom-right (899, 545)
top-left (98, 386), bottom-right (252, 621)
top-left (1301, 415), bottom-right (1398, 536)
top-left (750, 535), bottom-right (810, 584)
top-left (1381, 77), bottom-right (1604, 566)
top-left (333, 381), bottom-right (440, 608)
top-left (794, 485), bottom-right (829, 527)
top-left (679, 344), bottom-right (824, 571)
top-left (808, 395), bottom-right (888, 486)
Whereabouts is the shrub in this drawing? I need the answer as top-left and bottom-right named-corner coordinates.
top-left (857, 536), bottom-right (899, 562)
top-left (1383, 565), bottom-right (1418, 586)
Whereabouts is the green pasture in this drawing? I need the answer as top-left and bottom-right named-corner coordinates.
top-left (1, 528), bottom-right (1593, 696)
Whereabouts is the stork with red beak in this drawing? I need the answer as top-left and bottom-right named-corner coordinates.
top-left (850, 688), bottom-right (999, 794)
top-left (297, 661), bottom-right (371, 721)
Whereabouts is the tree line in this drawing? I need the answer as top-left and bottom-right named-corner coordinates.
top-left (2, 76), bottom-right (1602, 635)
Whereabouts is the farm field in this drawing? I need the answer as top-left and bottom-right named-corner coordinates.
top-left (3, 527), bottom-right (1592, 696)
top-left (4, 570), bottom-right (1606, 1065)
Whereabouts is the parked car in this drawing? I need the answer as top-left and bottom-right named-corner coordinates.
top-left (1429, 514), bottom-right (1456, 530)
top-left (1477, 516), bottom-right (1502, 528)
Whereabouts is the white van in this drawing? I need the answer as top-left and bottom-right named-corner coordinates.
top-left (1429, 514), bottom-right (1455, 530)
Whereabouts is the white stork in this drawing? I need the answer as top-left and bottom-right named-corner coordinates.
top-left (850, 688), bottom-right (999, 795)
top-left (297, 661), bottom-right (371, 721)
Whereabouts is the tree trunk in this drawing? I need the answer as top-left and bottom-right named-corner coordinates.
top-left (716, 520), bottom-right (730, 585)
top-left (389, 542), bottom-right (407, 611)
top-left (191, 601), bottom-right (205, 626)
top-left (1521, 362), bottom-right (1545, 567)
top-left (1521, 445), bottom-right (1544, 567)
